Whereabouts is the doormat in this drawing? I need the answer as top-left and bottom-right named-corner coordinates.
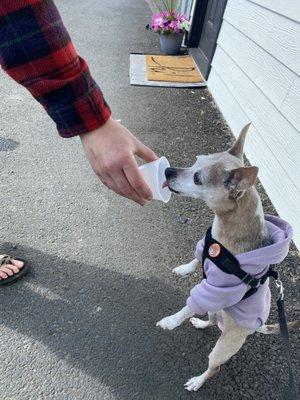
top-left (146, 55), bottom-right (204, 83)
top-left (130, 54), bottom-right (206, 88)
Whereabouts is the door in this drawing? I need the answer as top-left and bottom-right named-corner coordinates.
top-left (189, 0), bottom-right (227, 78)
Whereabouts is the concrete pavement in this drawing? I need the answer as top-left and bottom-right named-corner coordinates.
top-left (0, 0), bottom-right (299, 399)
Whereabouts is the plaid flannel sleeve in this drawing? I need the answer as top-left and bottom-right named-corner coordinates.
top-left (0, 0), bottom-right (111, 138)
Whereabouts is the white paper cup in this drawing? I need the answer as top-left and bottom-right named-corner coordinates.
top-left (139, 156), bottom-right (171, 203)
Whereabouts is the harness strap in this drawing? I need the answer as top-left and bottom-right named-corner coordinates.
top-left (242, 268), bottom-right (278, 299)
top-left (202, 227), bottom-right (273, 299)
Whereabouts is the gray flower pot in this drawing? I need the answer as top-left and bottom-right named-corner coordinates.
top-left (159, 33), bottom-right (184, 55)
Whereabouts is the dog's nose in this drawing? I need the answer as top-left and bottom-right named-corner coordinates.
top-left (165, 167), bottom-right (178, 179)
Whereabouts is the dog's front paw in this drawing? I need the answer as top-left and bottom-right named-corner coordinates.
top-left (156, 315), bottom-right (180, 330)
top-left (172, 264), bottom-right (193, 277)
top-left (184, 375), bottom-right (205, 392)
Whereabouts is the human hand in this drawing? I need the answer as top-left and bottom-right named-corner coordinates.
top-left (80, 118), bottom-right (158, 205)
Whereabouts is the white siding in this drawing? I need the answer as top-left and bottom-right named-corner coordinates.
top-left (217, 21), bottom-right (295, 109)
top-left (207, 0), bottom-right (300, 248)
top-left (281, 77), bottom-right (300, 131)
top-left (248, 0), bottom-right (300, 22)
top-left (224, 0), bottom-right (300, 74)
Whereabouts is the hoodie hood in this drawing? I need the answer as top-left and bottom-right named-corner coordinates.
top-left (234, 214), bottom-right (293, 268)
top-left (195, 214), bottom-right (293, 273)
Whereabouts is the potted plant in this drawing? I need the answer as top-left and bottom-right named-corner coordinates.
top-left (146, 1), bottom-right (190, 55)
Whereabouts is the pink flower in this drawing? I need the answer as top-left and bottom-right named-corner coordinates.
top-left (149, 10), bottom-right (189, 34)
top-left (169, 20), bottom-right (180, 33)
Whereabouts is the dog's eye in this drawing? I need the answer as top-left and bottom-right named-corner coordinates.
top-left (194, 172), bottom-right (202, 185)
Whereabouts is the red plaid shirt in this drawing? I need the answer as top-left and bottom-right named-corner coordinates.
top-left (0, 0), bottom-right (111, 138)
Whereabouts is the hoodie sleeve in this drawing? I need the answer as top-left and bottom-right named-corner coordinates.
top-left (186, 262), bottom-right (248, 315)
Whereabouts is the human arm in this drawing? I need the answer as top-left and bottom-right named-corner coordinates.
top-left (0, 0), bottom-right (157, 204)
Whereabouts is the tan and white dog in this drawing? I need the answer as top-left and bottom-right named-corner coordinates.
top-left (156, 124), bottom-right (299, 392)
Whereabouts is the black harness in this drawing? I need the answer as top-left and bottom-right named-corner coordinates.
top-left (202, 227), bottom-right (278, 300)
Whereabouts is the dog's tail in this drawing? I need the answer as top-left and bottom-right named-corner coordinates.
top-left (257, 320), bottom-right (300, 335)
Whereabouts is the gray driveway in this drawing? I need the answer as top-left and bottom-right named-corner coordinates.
top-left (0, 0), bottom-right (298, 399)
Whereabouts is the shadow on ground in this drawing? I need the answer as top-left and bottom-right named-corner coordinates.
top-left (0, 243), bottom-right (298, 400)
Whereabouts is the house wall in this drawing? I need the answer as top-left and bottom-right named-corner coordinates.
top-left (207, 0), bottom-right (300, 248)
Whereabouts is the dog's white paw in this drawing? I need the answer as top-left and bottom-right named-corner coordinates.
top-left (190, 317), bottom-right (211, 329)
top-left (172, 264), bottom-right (193, 277)
top-left (184, 375), bottom-right (205, 392)
top-left (156, 315), bottom-right (180, 330)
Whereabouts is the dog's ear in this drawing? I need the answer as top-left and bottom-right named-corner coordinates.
top-left (225, 166), bottom-right (259, 198)
top-left (229, 123), bottom-right (251, 159)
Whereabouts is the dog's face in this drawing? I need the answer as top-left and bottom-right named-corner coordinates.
top-left (165, 124), bottom-right (259, 211)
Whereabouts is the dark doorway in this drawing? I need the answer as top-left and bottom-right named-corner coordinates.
top-left (189, 0), bottom-right (227, 79)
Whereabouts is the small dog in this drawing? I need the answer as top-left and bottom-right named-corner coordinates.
top-left (156, 124), bottom-right (298, 391)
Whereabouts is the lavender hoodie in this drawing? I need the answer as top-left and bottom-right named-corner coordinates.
top-left (186, 215), bottom-right (293, 330)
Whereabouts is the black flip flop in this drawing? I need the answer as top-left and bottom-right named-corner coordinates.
top-left (0, 255), bottom-right (30, 286)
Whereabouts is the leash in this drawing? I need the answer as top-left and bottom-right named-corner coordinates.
top-left (275, 278), bottom-right (298, 400)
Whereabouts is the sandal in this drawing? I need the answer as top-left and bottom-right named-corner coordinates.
top-left (0, 254), bottom-right (30, 286)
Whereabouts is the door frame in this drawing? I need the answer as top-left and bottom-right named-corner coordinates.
top-left (188, 0), bottom-right (227, 79)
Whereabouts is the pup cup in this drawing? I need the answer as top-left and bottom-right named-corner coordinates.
top-left (139, 156), bottom-right (171, 203)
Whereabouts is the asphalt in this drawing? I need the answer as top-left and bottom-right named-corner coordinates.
top-left (0, 1), bottom-right (299, 399)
